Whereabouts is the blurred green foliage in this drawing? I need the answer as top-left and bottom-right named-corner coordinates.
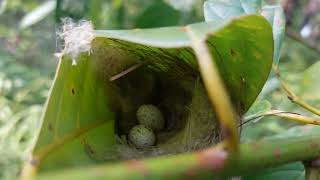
top-left (55, 0), bottom-right (205, 29)
top-left (0, 0), bottom-right (56, 179)
top-left (0, 0), bottom-right (319, 179)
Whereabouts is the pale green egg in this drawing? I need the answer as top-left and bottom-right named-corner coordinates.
top-left (136, 104), bottom-right (165, 132)
top-left (128, 125), bottom-right (156, 149)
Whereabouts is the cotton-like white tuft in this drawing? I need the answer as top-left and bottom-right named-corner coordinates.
top-left (300, 24), bottom-right (312, 38)
top-left (59, 19), bottom-right (94, 65)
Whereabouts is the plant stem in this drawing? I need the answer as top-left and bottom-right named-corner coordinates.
top-left (36, 126), bottom-right (320, 180)
top-left (275, 70), bottom-right (320, 116)
top-left (242, 110), bottom-right (320, 126)
top-left (186, 27), bottom-right (239, 153)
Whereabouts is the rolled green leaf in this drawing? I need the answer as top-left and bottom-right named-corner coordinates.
top-left (24, 14), bottom-right (273, 176)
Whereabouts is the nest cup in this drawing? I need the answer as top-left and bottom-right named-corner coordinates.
top-left (92, 38), bottom-right (220, 160)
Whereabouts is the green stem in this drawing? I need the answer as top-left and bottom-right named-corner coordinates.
top-left (186, 27), bottom-right (239, 153)
top-left (275, 70), bottom-right (320, 116)
top-left (36, 126), bottom-right (320, 180)
top-left (242, 110), bottom-right (320, 126)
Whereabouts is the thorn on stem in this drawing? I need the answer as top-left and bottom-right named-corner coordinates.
top-left (287, 95), bottom-right (294, 102)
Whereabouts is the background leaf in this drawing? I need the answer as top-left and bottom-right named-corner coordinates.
top-left (261, 5), bottom-right (285, 65)
top-left (56, 0), bottom-right (87, 22)
top-left (204, 0), bottom-right (285, 64)
top-left (135, 0), bottom-right (180, 28)
top-left (19, 0), bottom-right (56, 29)
top-left (245, 100), bottom-right (272, 117)
top-left (0, 0), bottom-right (7, 15)
top-left (204, 0), bottom-right (262, 21)
top-left (299, 61), bottom-right (320, 107)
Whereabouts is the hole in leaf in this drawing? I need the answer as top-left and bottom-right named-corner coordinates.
top-left (230, 48), bottom-right (237, 57)
top-left (48, 123), bottom-right (53, 131)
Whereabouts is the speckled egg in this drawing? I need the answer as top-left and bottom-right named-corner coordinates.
top-left (136, 104), bottom-right (165, 132)
top-left (128, 125), bottom-right (156, 149)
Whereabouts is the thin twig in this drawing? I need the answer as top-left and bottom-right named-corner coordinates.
top-left (109, 63), bottom-right (143, 81)
top-left (241, 110), bottom-right (297, 126)
top-left (274, 69), bottom-right (320, 116)
top-left (241, 110), bottom-right (320, 127)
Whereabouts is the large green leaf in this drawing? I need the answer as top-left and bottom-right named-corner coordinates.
top-left (31, 55), bottom-right (117, 171)
top-left (299, 61), bottom-right (320, 105)
top-left (204, 0), bottom-right (285, 64)
top-left (135, 0), bottom-right (180, 28)
top-left (30, 14), bottom-right (273, 174)
top-left (19, 0), bottom-right (56, 29)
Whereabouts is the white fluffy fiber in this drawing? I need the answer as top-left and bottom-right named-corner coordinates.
top-left (59, 19), bottom-right (94, 65)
